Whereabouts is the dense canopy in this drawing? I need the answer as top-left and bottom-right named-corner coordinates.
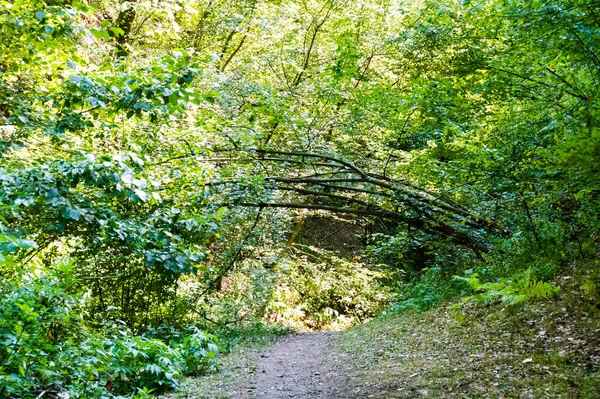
top-left (1, 0), bottom-right (599, 397)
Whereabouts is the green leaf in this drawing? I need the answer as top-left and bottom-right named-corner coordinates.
top-left (18, 362), bottom-right (25, 376)
top-left (134, 189), bottom-right (148, 202)
top-left (109, 27), bottom-right (125, 37)
top-left (91, 28), bottom-right (110, 40)
top-left (61, 208), bottom-right (82, 220)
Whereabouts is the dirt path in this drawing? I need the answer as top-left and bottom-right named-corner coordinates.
top-left (163, 331), bottom-right (365, 399)
top-left (254, 332), bottom-right (355, 399)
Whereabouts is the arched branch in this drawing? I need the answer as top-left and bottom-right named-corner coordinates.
top-left (164, 147), bottom-right (508, 253)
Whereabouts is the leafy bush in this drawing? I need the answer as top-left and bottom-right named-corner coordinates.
top-left (386, 266), bottom-right (464, 313)
top-left (0, 264), bottom-right (220, 398)
top-left (389, 269), bottom-right (447, 313)
top-left (102, 334), bottom-right (184, 395)
top-left (178, 327), bottom-right (220, 375)
top-left (452, 267), bottom-right (560, 307)
top-left (266, 246), bottom-right (395, 329)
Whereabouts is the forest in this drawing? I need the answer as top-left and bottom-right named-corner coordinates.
top-left (1, 0), bottom-right (599, 397)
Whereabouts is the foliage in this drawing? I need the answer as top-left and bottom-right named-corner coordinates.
top-left (266, 246), bottom-right (395, 330)
top-left (1, 0), bottom-right (600, 393)
top-left (178, 327), bottom-right (220, 375)
top-left (0, 263), bottom-right (219, 398)
top-left (387, 267), bottom-right (456, 313)
top-left (453, 268), bottom-right (560, 307)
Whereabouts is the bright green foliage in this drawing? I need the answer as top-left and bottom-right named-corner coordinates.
top-left (178, 327), bottom-right (220, 375)
top-left (453, 268), bottom-right (560, 307)
top-left (267, 246), bottom-right (395, 329)
top-left (388, 267), bottom-right (455, 313)
top-left (0, 263), bottom-right (220, 398)
top-left (1, 0), bottom-right (598, 329)
top-left (1, 0), bottom-right (600, 394)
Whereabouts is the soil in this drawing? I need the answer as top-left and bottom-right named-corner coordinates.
top-left (163, 332), bottom-right (370, 399)
top-left (254, 332), bottom-right (355, 398)
top-left (164, 331), bottom-right (364, 399)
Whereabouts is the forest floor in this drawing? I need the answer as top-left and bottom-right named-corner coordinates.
top-left (253, 332), bottom-right (357, 398)
top-left (163, 331), bottom-right (368, 399)
top-left (164, 273), bottom-right (600, 399)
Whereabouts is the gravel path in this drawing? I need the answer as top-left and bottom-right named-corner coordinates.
top-left (254, 332), bottom-right (355, 399)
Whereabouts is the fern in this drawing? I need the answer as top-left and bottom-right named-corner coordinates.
top-left (453, 268), bottom-right (559, 307)
top-left (453, 273), bottom-right (483, 291)
top-left (521, 280), bottom-right (560, 298)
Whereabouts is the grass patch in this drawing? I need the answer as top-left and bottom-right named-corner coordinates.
top-left (337, 273), bottom-right (600, 398)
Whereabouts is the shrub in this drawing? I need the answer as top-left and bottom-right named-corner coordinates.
top-left (266, 246), bottom-right (395, 329)
top-left (386, 266), bottom-right (461, 313)
top-left (178, 327), bottom-right (220, 375)
top-left (0, 263), bottom-right (220, 398)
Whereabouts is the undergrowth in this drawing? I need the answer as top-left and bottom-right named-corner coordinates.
top-left (0, 264), bottom-right (220, 399)
top-left (452, 267), bottom-right (561, 307)
top-left (338, 262), bottom-right (600, 398)
top-left (265, 246), bottom-right (395, 330)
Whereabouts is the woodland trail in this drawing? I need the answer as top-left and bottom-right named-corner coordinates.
top-left (253, 332), bottom-right (356, 399)
top-left (165, 331), bottom-right (376, 399)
